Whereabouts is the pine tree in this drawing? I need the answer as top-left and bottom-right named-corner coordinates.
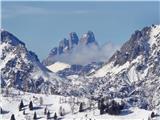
top-left (53, 112), bottom-right (57, 120)
top-left (151, 112), bottom-right (155, 118)
top-left (20, 100), bottom-right (24, 108)
top-left (19, 100), bottom-right (24, 111)
top-left (47, 110), bottom-right (50, 119)
top-left (44, 107), bottom-right (47, 115)
top-left (29, 101), bottom-right (33, 110)
top-left (33, 112), bottom-right (37, 120)
top-left (0, 107), bottom-right (2, 114)
top-left (10, 114), bottom-right (16, 120)
top-left (79, 102), bottom-right (83, 112)
top-left (23, 110), bottom-right (25, 115)
top-left (100, 99), bottom-right (105, 115)
top-left (59, 106), bottom-right (63, 116)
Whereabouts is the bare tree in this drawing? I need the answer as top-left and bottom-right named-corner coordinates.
top-left (39, 97), bottom-right (43, 105)
top-left (70, 104), bottom-right (76, 114)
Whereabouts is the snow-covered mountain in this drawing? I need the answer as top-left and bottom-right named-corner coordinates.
top-left (1, 24), bottom-right (160, 113)
top-left (42, 31), bottom-right (99, 66)
top-left (0, 29), bottom-right (67, 94)
top-left (88, 24), bottom-right (160, 109)
top-left (93, 25), bottom-right (160, 80)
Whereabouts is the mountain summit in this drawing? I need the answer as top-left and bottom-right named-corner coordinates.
top-left (79, 31), bottom-right (98, 46)
top-left (42, 31), bottom-right (98, 66)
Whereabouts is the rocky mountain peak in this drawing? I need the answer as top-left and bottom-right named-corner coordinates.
top-left (79, 30), bottom-right (98, 46)
top-left (43, 31), bottom-right (99, 66)
top-left (68, 32), bottom-right (79, 49)
top-left (108, 26), bottom-right (154, 66)
top-left (59, 38), bottom-right (69, 54)
top-left (1, 30), bottom-right (25, 46)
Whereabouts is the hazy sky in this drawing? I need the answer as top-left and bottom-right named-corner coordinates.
top-left (1, 1), bottom-right (160, 60)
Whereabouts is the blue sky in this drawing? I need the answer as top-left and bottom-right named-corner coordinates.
top-left (1, 1), bottom-right (160, 60)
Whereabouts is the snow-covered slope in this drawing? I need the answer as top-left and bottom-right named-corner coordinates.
top-left (46, 62), bottom-right (71, 73)
top-left (0, 88), bottom-right (154, 120)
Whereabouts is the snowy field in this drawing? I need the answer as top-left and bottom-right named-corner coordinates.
top-left (0, 89), bottom-right (158, 120)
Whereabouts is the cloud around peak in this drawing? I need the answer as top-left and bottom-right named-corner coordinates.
top-left (54, 42), bottom-right (119, 65)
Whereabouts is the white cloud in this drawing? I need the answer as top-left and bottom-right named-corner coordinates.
top-left (54, 43), bottom-right (119, 65)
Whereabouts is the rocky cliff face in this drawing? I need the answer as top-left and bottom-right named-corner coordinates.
top-left (108, 26), bottom-right (151, 66)
top-left (42, 31), bottom-right (98, 66)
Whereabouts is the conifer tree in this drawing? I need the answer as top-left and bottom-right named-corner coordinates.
top-left (47, 110), bottom-right (50, 119)
top-left (79, 102), bottom-right (83, 112)
top-left (19, 100), bottom-right (24, 111)
top-left (10, 114), bottom-right (16, 120)
top-left (20, 100), bottom-right (24, 108)
top-left (59, 106), bottom-right (63, 116)
top-left (29, 101), bottom-right (33, 110)
top-left (33, 112), bottom-right (37, 119)
top-left (44, 107), bottom-right (47, 115)
top-left (0, 107), bottom-right (2, 114)
top-left (23, 110), bottom-right (25, 115)
top-left (53, 112), bottom-right (57, 120)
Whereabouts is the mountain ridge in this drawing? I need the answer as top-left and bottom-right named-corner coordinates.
top-left (0, 30), bottom-right (67, 94)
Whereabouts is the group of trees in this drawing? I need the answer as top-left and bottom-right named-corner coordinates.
top-left (19, 100), bottom-right (33, 111)
top-left (9, 100), bottom-right (58, 120)
top-left (98, 98), bottom-right (124, 115)
top-left (59, 106), bottom-right (65, 116)
top-left (43, 106), bottom-right (57, 119)
top-left (9, 96), bottom-right (67, 120)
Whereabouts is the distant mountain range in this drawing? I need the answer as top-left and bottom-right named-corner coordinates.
top-left (1, 24), bottom-right (160, 110)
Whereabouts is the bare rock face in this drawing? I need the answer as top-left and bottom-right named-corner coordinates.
top-left (108, 27), bottom-right (151, 66)
top-left (68, 32), bottom-right (79, 49)
top-left (79, 31), bottom-right (98, 46)
top-left (42, 31), bottom-right (99, 66)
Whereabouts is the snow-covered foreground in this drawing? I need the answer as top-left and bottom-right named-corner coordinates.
top-left (0, 89), bottom-right (156, 120)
